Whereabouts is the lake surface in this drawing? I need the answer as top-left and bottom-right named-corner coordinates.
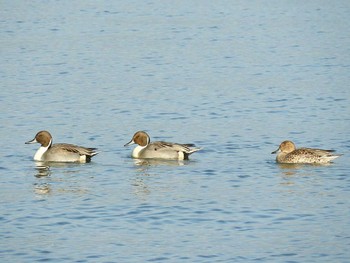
top-left (1, 1), bottom-right (350, 262)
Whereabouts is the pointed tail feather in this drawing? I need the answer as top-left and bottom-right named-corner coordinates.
top-left (188, 147), bottom-right (202, 154)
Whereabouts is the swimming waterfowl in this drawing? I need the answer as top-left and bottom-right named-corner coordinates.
top-left (26, 130), bottom-right (98, 163)
top-left (124, 131), bottom-right (201, 160)
top-left (271, 140), bottom-right (341, 164)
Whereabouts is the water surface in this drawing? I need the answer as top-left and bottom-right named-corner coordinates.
top-left (1, 1), bottom-right (350, 262)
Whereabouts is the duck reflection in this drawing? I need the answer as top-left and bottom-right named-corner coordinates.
top-left (276, 162), bottom-right (333, 177)
top-left (273, 162), bottom-right (332, 189)
top-left (33, 161), bottom-right (90, 176)
top-left (33, 161), bottom-right (80, 177)
top-left (34, 183), bottom-right (51, 195)
top-left (31, 161), bottom-right (91, 196)
top-left (132, 158), bottom-right (188, 167)
top-left (128, 158), bottom-right (191, 200)
top-left (34, 163), bottom-right (51, 177)
top-left (32, 163), bottom-right (52, 195)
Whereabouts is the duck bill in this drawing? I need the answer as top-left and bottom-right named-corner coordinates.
top-left (124, 140), bottom-right (135, 147)
top-left (271, 148), bottom-right (280, 154)
top-left (25, 138), bottom-right (37, 144)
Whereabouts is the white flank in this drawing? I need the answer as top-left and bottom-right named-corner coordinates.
top-left (178, 151), bottom-right (185, 160)
top-left (79, 155), bottom-right (87, 163)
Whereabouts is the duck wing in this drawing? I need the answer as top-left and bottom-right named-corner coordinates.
top-left (298, 147), bottom-right (337, 156)
top-left (149, 141), bottom-right (200, 154)
top-left (53, 144), bottom-right (98, 156)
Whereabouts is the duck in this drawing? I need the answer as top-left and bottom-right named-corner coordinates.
top-left (26, 130), bottom-right (98, 163)
top-left (124, 131), bottom-right (201, 160)
top-left (271, 140), bottom-right (341, 164)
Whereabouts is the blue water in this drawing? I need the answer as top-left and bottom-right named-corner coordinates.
top-left (1, 1), bottom-right (350, 262)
